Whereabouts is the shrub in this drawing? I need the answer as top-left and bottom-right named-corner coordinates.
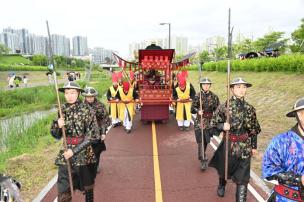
top-left (201, 54), bottom-right (304, 73)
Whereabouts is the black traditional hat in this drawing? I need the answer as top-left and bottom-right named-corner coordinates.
top-left (230, 77), bottom-right (252, 88)
top-left (58, 81), bottom-right (83, 92)
top-left (82, 87), bottom-right (98, 97)
top-left (200, 77), bottom-right (212, 84)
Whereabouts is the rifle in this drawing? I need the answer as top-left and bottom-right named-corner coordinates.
top-left (198, 62), bottom-right (206, 161)
top-left (225, 8), bottom-right (233, 181)
top-left (46, 21), bottom-right (74, 198)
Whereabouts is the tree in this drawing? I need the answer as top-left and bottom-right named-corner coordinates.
top-left (71, 59), bottom-right (77, 67)
top-left (213, 46), bottom-right (227, 61)
top-left (104, 57), bottom-right (111, 64)
top-left (32, 54), bottom-right (48, 66)
top-left (290, 18), bottom-right (304, 53)
top-left (253, 31), bottom-right (288, 52)
top-left (54, 55), bottom-right (68, 67)
top-left (233, 38), bottom-right (253, 56)
top-left (198, 51), bottom-right (211, 64)
top-left (174, 54), bottom-right (184, 62)
top-left (0, 43), bottom-right (10, 55)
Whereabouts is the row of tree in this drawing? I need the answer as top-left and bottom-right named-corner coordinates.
top-left (30, 55), bottom-right (90, 69)
top-left (198, 18), bottom-right (304, 63)
top-left (0, 45), bottom-right (91, 69)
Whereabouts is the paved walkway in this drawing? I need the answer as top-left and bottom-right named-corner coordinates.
top-left (42, 114), bottom-right (268, 202)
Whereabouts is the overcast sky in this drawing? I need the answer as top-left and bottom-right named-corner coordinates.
top-left (1, 0), bottom-right (303, 57)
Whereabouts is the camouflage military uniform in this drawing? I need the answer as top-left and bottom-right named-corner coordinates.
top-left (191, 90), bottom-right (220, 162)
top-left (51, 99), bottom-right (100, 194)
top-left (85, 98), bottom-right (111, 176)
top-left (208, 96), bottom-right (261, 184)
top-left (191, 90), bottom-right (220, 132)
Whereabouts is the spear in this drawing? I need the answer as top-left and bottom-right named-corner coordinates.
top-left (198, 62), bottom-right (206, 161)
top-left (225, 8), bottom-right (233, 181)
top-left (46, 20), bottom-right (74, 198)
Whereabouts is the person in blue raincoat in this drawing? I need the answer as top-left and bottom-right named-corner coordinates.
top-left (262, 97), bottom-right (304, 202)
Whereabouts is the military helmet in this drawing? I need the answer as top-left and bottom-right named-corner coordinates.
top-left (82, 86), bottom-right (98, 97)
top-left (286, 97), bottom-right (304, 117)
top-left (200, 77), bottom-right (212, 84)
top-left (230, 77), bottom-right (252, 88)
top-left (58, 81), bottom-right (83, 92)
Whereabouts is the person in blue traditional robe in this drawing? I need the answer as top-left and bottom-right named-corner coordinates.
top-left (263, 97), bottom-right (304, 202)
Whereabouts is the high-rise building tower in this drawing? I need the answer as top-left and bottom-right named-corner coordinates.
top-left (72, 36), bottom-right (88, 56)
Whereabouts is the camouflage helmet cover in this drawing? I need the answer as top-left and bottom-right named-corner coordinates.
top-left (286, 97), bottom-right (304, 117)
top-left (230, 77), bottom-right (252, 88)
top-left (82, 86), bottom-right (98, 97)
top-left (58, 81), bottom-right (83, 92)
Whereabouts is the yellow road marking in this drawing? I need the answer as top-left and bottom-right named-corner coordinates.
top-left (152, 121), bottom-right (163, 202)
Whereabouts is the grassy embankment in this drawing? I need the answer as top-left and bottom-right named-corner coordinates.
top-left (187, 71), bottom-right (304, 178)
top-left (0, 70), bottom-right (111, 201)
top-left (0, 55), bottom-right (46, 73)
top-left (0, 55), bottom-right (32, 65)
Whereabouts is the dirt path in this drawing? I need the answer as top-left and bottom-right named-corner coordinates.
top-left (2, 79), bottom-right (67, 91)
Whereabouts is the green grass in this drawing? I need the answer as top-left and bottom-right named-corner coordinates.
top-left (0, 113), bottom-right (60, 201)
top-left (0, 69), bottom-right (111, 200)
top-left (0, 86), bottom-right (61, 118)
top-left (0, 64), bottom-right (46, 71)
top-left (0, 70), bottom-right (110, 119)
top-left (0, 114), bottom-right (56, 170)
top-left (0, 55), bottom-right (32, 65)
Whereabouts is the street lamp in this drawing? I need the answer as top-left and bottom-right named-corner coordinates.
top-left (160, 23), bottom-right (171, 49)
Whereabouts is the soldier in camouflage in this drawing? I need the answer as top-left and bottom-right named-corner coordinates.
top-left (208, 78), bottom-right (261, 201)
top-left (51, 81), bottom-right (100, 202)
top-left (191, 77), bottom-right (219, 171)
top-left (82, 86), bottom-right (111, 175)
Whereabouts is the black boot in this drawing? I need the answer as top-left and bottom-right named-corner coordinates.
top-left (236, 184), bottom-right (247, 202)
top-left (184, 126), bottom-right (190, 131)
top-left (217, 178), bottom-right (226, 197)
top-left (198, 143), bottom-right (202, 160)
top-left (85, 189), bottom-right (94, 202)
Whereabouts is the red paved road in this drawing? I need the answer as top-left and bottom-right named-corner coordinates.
top-left (42, 113), bottom-right (265, 202)
top-left (156, 117), bottom-right (259, 202)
